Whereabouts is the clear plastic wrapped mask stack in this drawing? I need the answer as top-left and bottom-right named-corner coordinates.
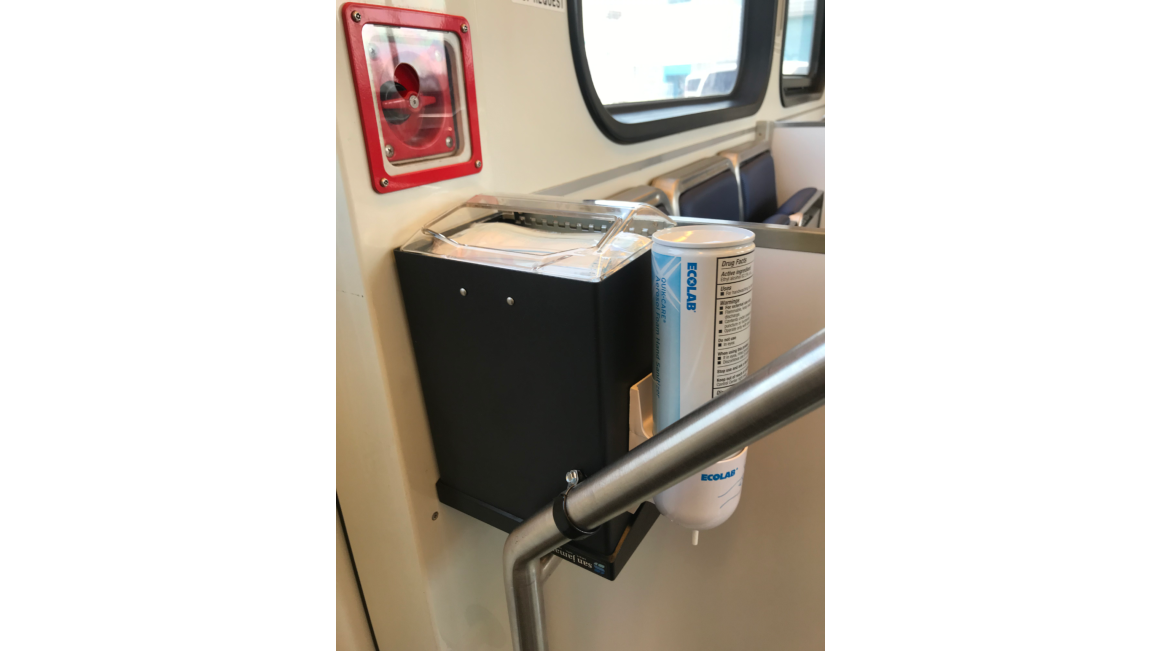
top-left (400, 194), bottom-right (677, 282)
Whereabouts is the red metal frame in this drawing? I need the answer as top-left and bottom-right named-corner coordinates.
top-left (342, 3), bottom-right (483, 194)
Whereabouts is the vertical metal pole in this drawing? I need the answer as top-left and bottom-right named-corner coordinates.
top-left (503, 509), bottom-right (567, 651)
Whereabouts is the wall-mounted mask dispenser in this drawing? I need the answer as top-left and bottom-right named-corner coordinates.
top-left (396, 195), bottom-right (676, 579)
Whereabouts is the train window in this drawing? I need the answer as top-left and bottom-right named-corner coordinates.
top-left (582, 0), bottom-right (743, 105)
top-left (568, 0), bottom-right (777, 144)
top-left (780, 0), bottom-right (825, 107)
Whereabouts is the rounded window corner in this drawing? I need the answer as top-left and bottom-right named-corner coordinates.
top-left (568, 0), bottom-right (776, 145)
top-left (778, 0), bottom-right (825, 108)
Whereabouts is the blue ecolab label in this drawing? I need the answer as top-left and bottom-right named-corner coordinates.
top-left (686, 262), bottom-right (697, 311)
top-left (701, 468), bottom-right (738, 481)
top-left (654, 251), bottom-right (682, 432)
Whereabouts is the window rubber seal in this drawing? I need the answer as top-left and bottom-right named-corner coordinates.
top-left (567, 0), bottom-right (777, 144)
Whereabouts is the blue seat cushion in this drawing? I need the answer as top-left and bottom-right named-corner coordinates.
top-left (763, 214), bottom-right (793, 226)
top-left (776, 187), bottom-right (817, 216)
top-left (739, 153), bottom-right (780, 222)
top-left (678, 170), bottom-right (741, 221)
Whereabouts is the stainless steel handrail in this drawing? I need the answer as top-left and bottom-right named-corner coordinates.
top-left (502, 329), bottom-right (826, 650)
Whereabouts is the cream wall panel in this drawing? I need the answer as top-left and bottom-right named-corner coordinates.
top-left (338, 162), bottom-right (439, 649)
top-left (771, 126), bottom-right (826, 228)
top-left (338, 509), bottom-right (377, 651)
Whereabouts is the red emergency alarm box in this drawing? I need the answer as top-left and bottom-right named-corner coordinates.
top-left (341, 3), bottom-right (482, 193)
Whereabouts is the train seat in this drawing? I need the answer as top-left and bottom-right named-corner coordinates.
top-left (649, 157), bottom-right (743, 221)
top-left (604, 185), bottom-right (674, 215)
top-left (718, 140), bottom-right (823, 226)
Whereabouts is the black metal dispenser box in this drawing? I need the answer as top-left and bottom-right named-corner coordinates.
top-left (395, 195), bottom-right (674, 580)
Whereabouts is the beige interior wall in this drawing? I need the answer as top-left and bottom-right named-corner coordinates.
top-left (771, 126), bottom-right (826, 228)
top-left (336, 1), bottom-right (826, 649)
top-left (338, 160), bottom-right (438, 649)
top-left (338, 509), bottom-right (376, 651)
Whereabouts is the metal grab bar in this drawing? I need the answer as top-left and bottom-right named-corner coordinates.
top-left (502, 329), bottom-right (826, 650)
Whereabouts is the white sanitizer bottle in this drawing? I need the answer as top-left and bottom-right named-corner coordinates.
top-left (648, 225), bottom-right (756, 545)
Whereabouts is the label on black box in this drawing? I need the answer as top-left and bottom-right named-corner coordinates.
top-left (553, 547), bottom-right (608, 577)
